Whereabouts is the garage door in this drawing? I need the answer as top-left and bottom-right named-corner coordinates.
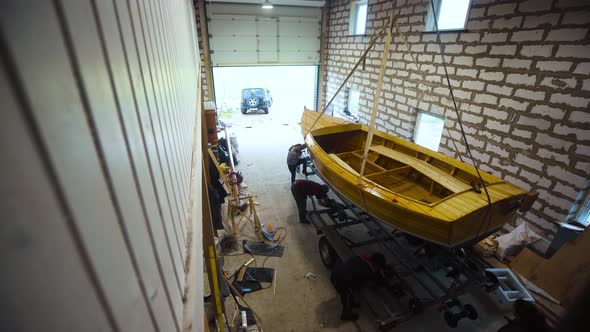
top-left (207, 3), bottom-right (322, 66)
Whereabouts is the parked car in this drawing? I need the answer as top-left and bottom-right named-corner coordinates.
top-left (241, 88), bottom-right (273, 114)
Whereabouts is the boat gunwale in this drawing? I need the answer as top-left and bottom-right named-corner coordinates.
top-left (305, 125), bottom-right (524, 213)
top-left (307, 123), bottom-right (504, 186)
top-left (315, 139), bottom-right (511, 210)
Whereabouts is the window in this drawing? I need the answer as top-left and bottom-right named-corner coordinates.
top-left (425, 0), bottom-right (471, 32)
top-left (414, 111), bottom-right (445, 151)
top-left (572, 180), bottom-right (590, 227)
top-left (576, 199), bottom-right (590, 227)
top-left (347, 89), bottom-right (360, 116)
top-left (349, 1), bottom-right (368, 35)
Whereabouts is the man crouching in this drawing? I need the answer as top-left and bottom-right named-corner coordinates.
top-left (330, 253), bottom-right (387, 321)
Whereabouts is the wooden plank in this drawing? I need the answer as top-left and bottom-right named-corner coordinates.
top-left (329, 153), bottom-right (359, 175)
top-left (351, 152), bottom-right (386, 172)
top-left (370, 145), bottom-right (472, 193)
top-left (0, 55), bottom-right (113, 332)
top-left (0, 1), bottom-right (156, 330)
top-left (301, 107), bottom-right (351, 135)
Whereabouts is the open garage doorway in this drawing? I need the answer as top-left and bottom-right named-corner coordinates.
top-left (212, 66), bottom-right (318, 126)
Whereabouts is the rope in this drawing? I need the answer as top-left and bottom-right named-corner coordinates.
top-left (392, 20), bottom-right (464, 162)
top-left (428, 0), bottom-right (493, 240)
top-left (304, 25), bottom-right (388, 138)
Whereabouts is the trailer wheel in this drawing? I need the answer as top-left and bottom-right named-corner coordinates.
top-left (444, 311), bottom-right (459, 328)
top-left (464, 304), bottom-right (478, 320)
top-left (319, 236), bottom-right (338, 269)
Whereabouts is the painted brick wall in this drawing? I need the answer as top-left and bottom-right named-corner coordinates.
top-left (322, 0), bottom-right (590, 237)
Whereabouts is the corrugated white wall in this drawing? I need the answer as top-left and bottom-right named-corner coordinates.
top-left (0, 0), bottom-right (202, 331)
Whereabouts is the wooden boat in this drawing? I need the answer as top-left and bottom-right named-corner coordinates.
top-left (302, 108), bottom-right (538, 247)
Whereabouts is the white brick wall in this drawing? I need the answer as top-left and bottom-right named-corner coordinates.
top-left (570, 110), bottom-right (590, 123)
top-left (506, 73), bottom-right (536, 86)
top-left (536, 61), bottom-right (573, 72)
top-left (487, 84), bottom-right (513, 96)
top-left (512, 29), bottom-right (545, 42)
top-left (550, 93), bottom-right (590, 108)
top-left (322, 0), bottom-right (590, 237)
top-left (514, 89), bottom-right (546, 101)
top-left (490, 45), bottom-right (517, 55)
top-left (530, 105), bottom-right (566, 119)
top-left (520, 45), bottom-right (554, 57)
top-left (488, 3), bottom-right (517, 16)
top-left (546, 28), bottom-right (589, 42)
top-left (503, 59), bottom-right (532, 69)
top-left (556, 45), bottom-right (590, 58)
top-left (519, 0), bottom-right (553, 12)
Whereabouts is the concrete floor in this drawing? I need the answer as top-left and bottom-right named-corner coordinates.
top-left (210, 111), bottom-right (512, 332)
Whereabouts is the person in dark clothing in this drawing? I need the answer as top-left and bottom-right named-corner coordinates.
top-left (287, 143), bottom-right (307, 183)
top-left (497, 299), bottom-right (551, 332)
top-left (290, 179), bottom-right (329, 224)
top-left (330, 253), bottom-right (386, 321)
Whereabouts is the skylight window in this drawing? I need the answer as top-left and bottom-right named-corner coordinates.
top-left (349, 1), bottom-right (368, 35)
top-left (426, 0), bottom-right (471, 31)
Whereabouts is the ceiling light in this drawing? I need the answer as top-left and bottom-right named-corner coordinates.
top-left (262, 0), bottom-right (273, 9)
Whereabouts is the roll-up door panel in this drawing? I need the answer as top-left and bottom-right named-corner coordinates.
top-left (207, 3), bottom-right (321, 66)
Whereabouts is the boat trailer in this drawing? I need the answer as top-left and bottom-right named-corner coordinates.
top-left (308, 190), bottom-right (501, 330)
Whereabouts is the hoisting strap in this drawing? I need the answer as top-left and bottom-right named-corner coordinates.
top-left (358, 15), bottom-right (394, 184)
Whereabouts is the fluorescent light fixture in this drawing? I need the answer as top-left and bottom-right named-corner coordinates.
top-left (262, 0), bottom-right (273, 9)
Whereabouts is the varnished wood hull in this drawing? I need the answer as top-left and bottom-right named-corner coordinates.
top-left (302, 109), bottom-right (536, 247)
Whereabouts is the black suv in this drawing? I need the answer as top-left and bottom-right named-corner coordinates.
top-left (240, 88), bottom-right (273, 114)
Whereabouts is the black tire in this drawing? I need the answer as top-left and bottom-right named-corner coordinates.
top-left (464, 304), bottom-right (478, 320)
top-left (444, 311), bottom-right (459, 328)
top-left (319, 236), bottom-right (338, 269)
top-left (263, 108), bottom-right (269, 114)
top-left (246, 96), bottom-right (259, 108)
top-left (241, 110), bottom-right (247, 114)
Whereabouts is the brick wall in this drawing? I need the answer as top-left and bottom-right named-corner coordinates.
top-left (322, 0), bottom-right (590, 237)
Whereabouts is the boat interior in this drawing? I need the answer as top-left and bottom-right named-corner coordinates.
top-left (314, 128), bottom-right (489, 204)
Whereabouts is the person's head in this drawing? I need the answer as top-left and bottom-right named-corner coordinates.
top-left (316, 185), bottom-right (330, 206)
top-left (370, 252), bottom-right (386, 269)
top-left (320, 185), bottom-right (329, 197)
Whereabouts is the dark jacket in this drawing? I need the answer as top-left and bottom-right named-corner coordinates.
top-left (292, 180), bottom-right (326, 199)
top-left (330, 256), bottom-right (381, 290)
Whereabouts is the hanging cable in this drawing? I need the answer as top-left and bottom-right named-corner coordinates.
top-left (392, 20), bottom-right (465, 162)
top-left (428, 0), bottom-right (493, 241)
top-left (304, 25), bottom-right (388, 138)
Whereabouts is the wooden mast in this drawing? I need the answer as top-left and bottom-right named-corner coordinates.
top-left (358, 15), bottom-right (394, 184)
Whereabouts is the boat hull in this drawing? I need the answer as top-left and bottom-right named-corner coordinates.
top-left (302, 109), bottom-right (535, 247)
